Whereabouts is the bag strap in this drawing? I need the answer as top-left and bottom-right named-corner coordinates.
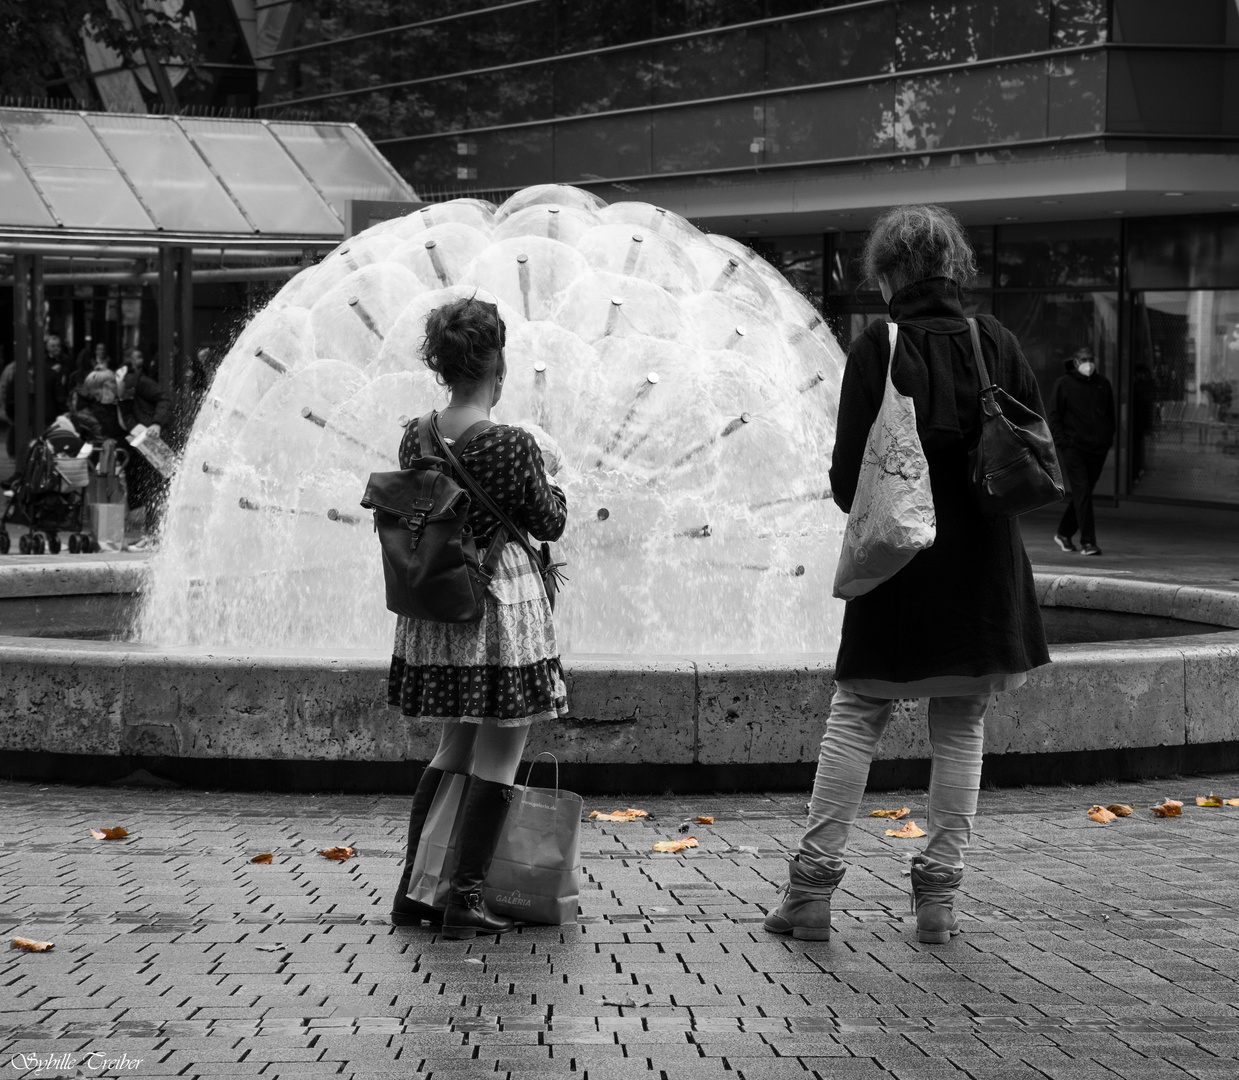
top-left (519, 751), bottom-right (560, 795)
top-left (430, 411), bottom-right (545, 571)
top-left (966, 317), bottom-right (994, 392)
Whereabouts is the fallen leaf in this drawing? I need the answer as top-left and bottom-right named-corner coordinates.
top-left (1151, 800), bottom-right (1183, 818)
top-left (600, 995), bottom-right (637, 1007)
top-left (1226, 799), bottom-right (1239, 807)
top-left (696, 816), bottom-right (715, 825)
top-left (870, 807), bottom-right (911, 819)
top-left (885, 820), bottom-right (926, 838)
top-left (11, 938), bottom-right (54, 953)
top-left (1088, 805), bottom-right (1118, 824)
top-left (464, 957), bottom-right (484, 965)
top-left (589, 808), bottom-right (649, 822)
top-left (254, 944), bottom-right (282, 952)
top-left (1106, 805), bottom-right (1134, 817)
top-left (90, 827), bottom-right (129, 840)
top-left (1196, 795), bottom-right (1224, 807)
top-left (652, 837), bottom-right (698, 853)
top-left (318, 846), bottom-right (355, 861)
top-left (251, 853), bottom-right (274, 864)
top-left (724, 845), bottom-right (759, 855)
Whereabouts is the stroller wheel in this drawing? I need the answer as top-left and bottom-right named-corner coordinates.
top-left (0, 531), bottom-right (8, 554)
top-left (68, 533), bottom-right (81, 554)
top-left (84, 535), bottom-right (99, 554)
top-left (47, 533), bottom-right (61, 555)
top-left (31, 533), bottom-right (46, 555)
top-left (18, 534), bottom-right (31, 554)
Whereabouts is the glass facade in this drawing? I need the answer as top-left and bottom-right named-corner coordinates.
top-left (259, 0), bottom-right (1236, 191)
top-left (823, 214), bottom-right (1239, 506)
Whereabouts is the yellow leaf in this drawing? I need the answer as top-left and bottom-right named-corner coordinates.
top-left (11, 938), bottom-right (54, 953)
top-left (589, 808), bottom-right (648, 822)
top-left (1225, 799), bottom-right (1239, 807)
top-left (90, 826), bottom-right (129, 840)
top-left (870, 807), bottom-right (911, 819)
top-left (318, 846), bottom-right (355, 862)
top-left (1088, 805), bottom-right (1117, 823)
top-left (1105, 805), bottom-right (1134, 817)
top-left (251, 853), bottom-right (274, 864)
top-left (652, 837), bottom-right (698, 853)
top-left (1196, 795), bottom-right (1224, 807)
top-left (1151, 800), bottom-right (1183, 818)
top-left (696, 816), bottom-right (714, 825)
top-left (885, 820), bottom-right (926, 838)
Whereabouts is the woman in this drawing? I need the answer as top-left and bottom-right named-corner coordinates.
top-left (766, 205), bottom-right (1050, 944)
top-left (388, 296), bottom-right (568, 940)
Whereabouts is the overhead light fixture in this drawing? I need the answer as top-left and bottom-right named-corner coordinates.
top-left (1162, 191), bottom-right (1186, 197)
top-left (1001, 215), bottom-right (1020, 221)
top-left (1040, 199), bottom-right (1061, 205)
top-left (1112, 210), bottom-right (1125, 215)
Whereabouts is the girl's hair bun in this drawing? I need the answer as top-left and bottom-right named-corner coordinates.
top-left (422, 295), bottom-right (506, 385)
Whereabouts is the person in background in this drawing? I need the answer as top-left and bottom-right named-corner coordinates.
top-left (117, 346), bottom-right (172, 535)
top-left (44, 334), bottom-right (73, 417)
top-left (71, 341), bottom-right (114, 409)
top-left (1049, 347), bottom-right (1115, 557)
top-left (0, 346), bottom-right (13, 461)
top-left (764, 204), bottom-right (1051, 946)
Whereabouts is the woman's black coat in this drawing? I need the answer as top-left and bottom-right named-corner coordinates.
top-left (829, 278), bottom-right (1051, 684)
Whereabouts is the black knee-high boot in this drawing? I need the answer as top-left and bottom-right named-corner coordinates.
top-left (390, 765), bottom-right (447, 926)
top-left (441, 777), bottom-right (516, 940)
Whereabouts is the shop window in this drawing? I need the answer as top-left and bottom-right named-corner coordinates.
top-left (749, 235), bottom-right (824, 310)
top-left (1129, 290), bottom-right (1239, 504)
top-left (467, 69), bottom-right (553, 127)
top-left (1127, 216), bottom-right (1239, 290)
top-left (653, 0), bottom-right (765, 36)
top-left (996, 221), bottom-right (1120, 289)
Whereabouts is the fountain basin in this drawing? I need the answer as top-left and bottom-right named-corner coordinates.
top-left (1, 561), bottom-right (1237, 792)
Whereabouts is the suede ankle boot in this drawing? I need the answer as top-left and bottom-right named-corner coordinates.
top-left (441, 777), bottom-right (517, 940)
top-left (390, 766), bottom-right (447, 927)
top-left (763, 856), bottom-right (846, 941)
top-left (909, 856), bottom-right (963, 944)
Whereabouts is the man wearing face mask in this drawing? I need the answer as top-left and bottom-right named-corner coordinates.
top-left (1049, 348), bottom-right (1115, 556)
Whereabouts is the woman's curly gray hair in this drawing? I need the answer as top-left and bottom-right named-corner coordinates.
top-left (861, 204), bottom-right (977, 292)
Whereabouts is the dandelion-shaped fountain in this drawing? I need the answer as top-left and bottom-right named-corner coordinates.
top-left (140, 185), bottom-right (848, 656)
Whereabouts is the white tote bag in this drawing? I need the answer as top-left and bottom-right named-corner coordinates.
top-left (832, 322), bottom-right (936, 599)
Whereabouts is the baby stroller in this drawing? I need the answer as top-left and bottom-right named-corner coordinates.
top-left (0, 416), bottom-right (123, 554)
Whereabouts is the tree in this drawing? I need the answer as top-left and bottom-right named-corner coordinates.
top-left (0, 0), bottom-right (200, 102)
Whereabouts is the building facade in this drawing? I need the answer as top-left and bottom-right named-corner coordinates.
top-left (36, 0), bottom-right (1239, 508)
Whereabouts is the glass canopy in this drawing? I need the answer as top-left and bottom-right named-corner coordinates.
top-left (0, 107), bottom-right (416, 238)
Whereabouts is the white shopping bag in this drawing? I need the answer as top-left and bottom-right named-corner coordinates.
top-left (832, 322), bottom-right (936, 599)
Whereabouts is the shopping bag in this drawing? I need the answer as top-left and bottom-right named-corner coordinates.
top-left (406, 771), bottom-right (469, 910)
top-left (832, 322), bottom-right (936, 599)
top-left (483, 753), bottom-right (583, 926)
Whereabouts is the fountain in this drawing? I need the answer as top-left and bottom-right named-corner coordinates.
top-left (139, 186), bottom-right (848, 657)
top-left (2, 186), bottom-right (1237, 792)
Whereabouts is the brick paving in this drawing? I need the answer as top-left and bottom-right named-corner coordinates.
top-left (2, 775), bottom-right (1238, 1078)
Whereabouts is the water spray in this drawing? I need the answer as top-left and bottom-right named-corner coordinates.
top-left (254, 346), bottom-right (288, 374)
top-left (516, 253), bottom-right (532, 320)
top-left (596, 372), bottom-right (660, 465)
top-left (300, 406), bottom-right (397, 465)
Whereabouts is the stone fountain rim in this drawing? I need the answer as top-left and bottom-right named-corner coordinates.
top-left (1, 558), bottom-right (1237, 660)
